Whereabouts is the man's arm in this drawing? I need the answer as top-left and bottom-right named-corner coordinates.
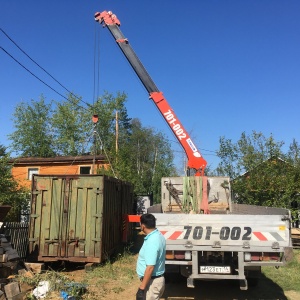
top-left (140, 265), bottom-right (154, 290)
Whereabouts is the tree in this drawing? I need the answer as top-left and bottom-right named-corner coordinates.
top-left (286, 138), bottom-right (300, 167)
top-left (8, 96), bottom-right (55, 157)
top-left (216, 131), bottom-right (300, 209)
top-left (8, 92), bottom-right (177, 203)
top-left (51, 94), bottom-right (90, 156)
top-left (0, 145), bottom-right (30, 221)
top-left (91, 91), bottom-right (132, 155)
top-left (112, 118), bottom-right (177, 202)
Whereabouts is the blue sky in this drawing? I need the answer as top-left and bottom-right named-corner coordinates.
top-left (1, 0), bottom-right (300, 171)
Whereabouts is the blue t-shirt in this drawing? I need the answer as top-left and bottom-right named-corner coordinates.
top-left (136, 229), bottom-right (166, 278)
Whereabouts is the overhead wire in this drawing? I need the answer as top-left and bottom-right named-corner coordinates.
top-left (92, 25), bottom-right (102, 108)
top-left (2, 26), bottom-right (220, 165)
top-left (95, 131), bottom-right (118, 178)
top-left (1, 46), bottom-right (81, 105)
top-left (92, 23), bottom-right (97, 107)
top-left (165, 137), bottom-right (219, 156)
top-left (0, 28), bottom-right (92, 110)
top-left (1, 27), bottom-right (115, 170)
top-left (1, 30), bottom-right (102, 165)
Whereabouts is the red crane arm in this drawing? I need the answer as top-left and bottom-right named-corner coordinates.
top-left (95, 11), bottom-right (207, 175)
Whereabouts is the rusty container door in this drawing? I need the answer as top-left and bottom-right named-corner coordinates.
top-left (100, 177), bottom-right (134, 259)
top-left (28, 175), bottom-right (133, 263)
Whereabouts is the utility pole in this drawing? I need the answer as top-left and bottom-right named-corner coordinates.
top-left (92, 114), bottom-right (99, 174)
top-left (115, 110), bottom-right (119, 153)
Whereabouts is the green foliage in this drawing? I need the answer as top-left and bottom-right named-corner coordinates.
top-left (8, 91), bottom-right (177, 203)
top-left (8, 96), bottom-right (55, 157)
top-left (0, 145), bottom-right (30, 221)
top-left (85, 248), bottom-right (136, 295)
top-left (0, 146), bottom-right (15, 200)
top-left (217, 131), bottom-right (284, 179)
top-left (232, 158), bottom-right (300, 208)
top-left (91, 91), bottom-right (132, 155)
top-left (52, 94), bottom-right (90, 156)
top-left (262, 250), bottom-right (300, 292)
top-left (216, 131), bottom-right (300, 209)
top-left (111, 118), bottom-right (177, 202)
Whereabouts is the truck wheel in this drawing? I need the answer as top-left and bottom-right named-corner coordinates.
top-left (247, 277), bottom-right (259, 287)
top-left (246, 269), bottom-right (261, 287)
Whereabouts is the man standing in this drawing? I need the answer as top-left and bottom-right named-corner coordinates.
top-left (136, 213), bottom-right (166, 300)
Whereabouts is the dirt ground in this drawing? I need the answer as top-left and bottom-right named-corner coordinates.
top-left (63, 260), bottom-right (300, 300)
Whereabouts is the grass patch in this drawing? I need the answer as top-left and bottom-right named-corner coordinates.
top-left (262, 249), bottom-right (300, 292)
top-left (83, 248), bottom-right (137, 299)
top-left (86, 250), bottom-right (136, 282)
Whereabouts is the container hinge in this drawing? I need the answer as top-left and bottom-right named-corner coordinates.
top-left (93, 214), bottom-right (101, 218)
top-left (29, 238), bottom-right (38, 242)
top-left (32, 190), bottom-right (42, 195)
top-left (44, 240), bottom-right (57, 244)
top-left (92, 238), bottom-right (101, 242)
top-left (94, 189), bottom-right (103, 195)
top-left (30, 214), bottom-right (40, 218)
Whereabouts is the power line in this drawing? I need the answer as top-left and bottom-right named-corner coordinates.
top-left (1, 47), bottom-right (219, 158)
top-left (1, 46), bottom-right (90, 112)
top-left (1, 28), bottom-right (93, 109)
top-left (1, 28), bottom-right (220, 157)
top-left (166, 137), bottom-right (218, 154)
top-left (92, 23), bottom-right (103, 108)
top-left (1, 47), bottom-right (69, 101)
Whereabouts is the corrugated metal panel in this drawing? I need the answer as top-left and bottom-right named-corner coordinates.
top-left (28, 175), bottom-right (134, 263)
top-left (0, 222), bottom-right (29, 260)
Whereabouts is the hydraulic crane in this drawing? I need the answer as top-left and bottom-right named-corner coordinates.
top-left (94, 13), bottom-right (293, 291)
top-left (95, 11), bottom-right (207, 176)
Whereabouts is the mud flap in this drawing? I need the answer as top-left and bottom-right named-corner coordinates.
top-left (239, 279), bottom-right (248, 290)
top-left (187, 277), bottom-right (195, 288)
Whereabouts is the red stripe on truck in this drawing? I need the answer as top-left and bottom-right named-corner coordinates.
top-left (253, 232), bottom-right (268, 241)
top-left (168, 231), bottom-right (183, 240)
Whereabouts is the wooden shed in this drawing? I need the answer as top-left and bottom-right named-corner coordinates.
top-left (9, 155), bottom-right (107, 189)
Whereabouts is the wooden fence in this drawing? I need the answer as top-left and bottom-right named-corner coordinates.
top-left (0, 222), bottom-right (29, 260)
top-left (292, 228), bottom-right (300, 249)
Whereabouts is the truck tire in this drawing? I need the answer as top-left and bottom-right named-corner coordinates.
top-left (246, 268), bottom-right (261, 287)
top-left (247, 277), bottom-right (259, 287)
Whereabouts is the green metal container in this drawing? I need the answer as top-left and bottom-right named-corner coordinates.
top-left (28, 175), bottom-right (134, 263)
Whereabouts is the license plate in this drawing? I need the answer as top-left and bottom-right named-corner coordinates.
top-left (200, 266), bottom-right (231, 274)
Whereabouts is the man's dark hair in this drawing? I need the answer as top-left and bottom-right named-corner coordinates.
top-left (140, 213), bottom-right (156, 229)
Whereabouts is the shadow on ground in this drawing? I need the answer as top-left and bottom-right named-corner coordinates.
top-left (162, 273), bottom-right (287, 300)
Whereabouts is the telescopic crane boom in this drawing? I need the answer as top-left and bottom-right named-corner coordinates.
top-left (95, 10), bottom-right (207, 176)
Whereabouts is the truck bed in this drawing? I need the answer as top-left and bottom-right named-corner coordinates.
top-left (230, 203), bottom-right (290, 215)
top-left (153, 212), bottom-right (291, 250)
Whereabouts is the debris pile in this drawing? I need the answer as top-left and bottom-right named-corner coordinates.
top-left (0, 233), bottom-right (27, 299)
top-left (0, 233), bottom-right (86, 299)
top-left (15, 267), bottom-right (86, 300)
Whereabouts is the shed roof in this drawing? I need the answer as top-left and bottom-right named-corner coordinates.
top-left (9, 155), bottom-right (106, 166)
